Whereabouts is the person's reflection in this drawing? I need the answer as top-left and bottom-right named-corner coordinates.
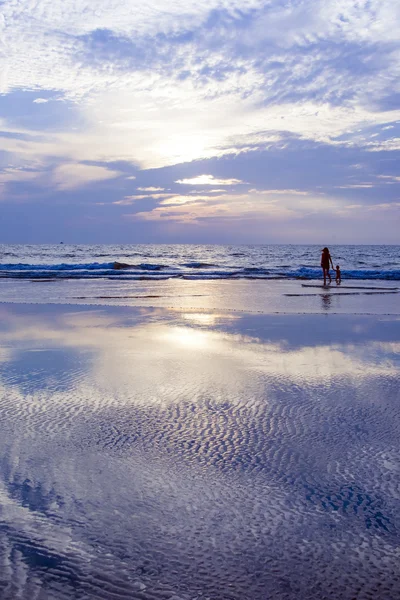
top-left (321, 292), bottom-right (332, 311)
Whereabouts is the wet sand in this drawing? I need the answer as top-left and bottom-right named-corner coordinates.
top-left (0, 301), bottom-right (399, 599)
top-left (0, 277), bottom-right (399, 314)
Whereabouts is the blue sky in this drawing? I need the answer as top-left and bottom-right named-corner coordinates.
top-left (0, 0), bottom-right (399, 243)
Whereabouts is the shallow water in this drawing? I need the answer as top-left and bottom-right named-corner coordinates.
top-left (0, 278), bottom-right (399, 314)
top-left (0, 304), bottom-right (399, 599)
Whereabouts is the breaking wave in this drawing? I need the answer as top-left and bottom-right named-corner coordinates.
top-left (0, 261), bottom-right (399, 281)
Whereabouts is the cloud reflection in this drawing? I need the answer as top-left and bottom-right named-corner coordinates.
top-left (0, 305), bottom-right (398, 405)
top-left (0, 304), bottom-right (399, 599)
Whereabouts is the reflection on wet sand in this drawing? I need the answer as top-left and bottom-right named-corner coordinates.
top-left (321, 292), bottom-right (332, 310)
top-left (0, 304), bottom-right (399, 600)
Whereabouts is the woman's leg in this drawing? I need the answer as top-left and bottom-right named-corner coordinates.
top-left (323, 267), bottom-right (327, 285)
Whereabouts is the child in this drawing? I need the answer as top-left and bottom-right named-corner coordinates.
top-left (335, 265), bottom-right (341, 284)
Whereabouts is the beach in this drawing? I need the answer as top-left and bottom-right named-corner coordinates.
top-left (0, 277), bottom-right (399, 599)
top-left (0, 277), bottom-right (400, 315)
top-left (1, 0), bottom-right (399, 585)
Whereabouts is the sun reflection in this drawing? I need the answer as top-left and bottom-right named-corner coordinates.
top-left (181, 312), bottom-right (232, 326)
top-left (160, 326), bottom-right (211, 349)
top-left (182, 313), bottom-right (217, 326)
top-left (0, 348), bottom-right (11, 363)
top-left (0, 306), bottom-right (399, 404)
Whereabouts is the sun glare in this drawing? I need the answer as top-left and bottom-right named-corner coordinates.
top-left (161, 326), bottom-right (211, 349)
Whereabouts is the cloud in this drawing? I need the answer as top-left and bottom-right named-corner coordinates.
top-left (176, 175), bottom-right (244, 185)
top-left (367, 202), bottom-right (400, 212)
top-left (137, 186), bottom-right (165, 191)
top-left (0, 0), bottom-right (400, 243)
top-left (52, 163), bottom-right (122, 190)
top-left (377, 175), bottom-right (400, 182)
top-left (188, 188), bottom-right (226, 193)
top-left (160, 195), bottom-right (210, 205)
top-left (364, 138), bottom-right (400, 152)
top-left (113, 192), bottom-right (173, 205)
top-left (0, 167), bottom-right (42, 184)
top-left (249, 188), bottom-right (309, 195)
top-left (335, 184), bottom-right (374, 189)
top-left (128, 189), bottom-right (346, 224)
top-left (0, 0), bottom-right (399, 173)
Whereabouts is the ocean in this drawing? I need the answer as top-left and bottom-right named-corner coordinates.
top-left (0, 244), bottom-right (399, 281)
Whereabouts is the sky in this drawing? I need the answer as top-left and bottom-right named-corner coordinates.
top-left (0, 0), bottom-right (400, 244)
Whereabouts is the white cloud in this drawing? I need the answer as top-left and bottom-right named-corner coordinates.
top-left (367, 202), bottom-right (400, 212)
top-left (137, 187), bottom-right (165, 191)
top-left (0, 167), bottom-right (41, 184)
top-left (113, 192), bottom-right (173, 204)
top-left (189, 188), bottom-right (226, 193)
top-left (0, 166), bottom-right (45, 200)
top-left (128, 189), bottom-right (347, 223)
top-left (113, 198), bottom-right (137, 206)
top-left (365, 138), bottom-right (400, 152)
top-left (160, 195), bottom-right (210, 205)
top-left (335, 184), bottom-right (374, 189)
top-left (33, 98), bottom-right (50, 104)
top-left (249, 188), bottom-right (309, 195)
top-left (0, 0), bottom-right (399, 174)
top-left (52, 163), bottom-right (121, 190)
top-left (377, 175), bottom-right (400, 182)
top-left (176, 175), bottom-right (244, 186)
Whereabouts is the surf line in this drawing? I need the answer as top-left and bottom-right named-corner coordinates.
top-left (301, 284), bottom-right (398, 291)
top-left (286, 291), bottom-right (398, 297)
top-left (71, 294), bottom-right (208, 299)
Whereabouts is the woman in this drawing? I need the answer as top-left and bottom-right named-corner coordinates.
top-left (321, 247), bottom-right (334, 285)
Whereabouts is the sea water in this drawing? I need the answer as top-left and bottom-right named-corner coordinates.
top-left (1, 244), bottom-right (399, 281)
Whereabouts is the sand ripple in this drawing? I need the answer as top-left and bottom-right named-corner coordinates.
top-left (0, 308), bottom-right (399, 599)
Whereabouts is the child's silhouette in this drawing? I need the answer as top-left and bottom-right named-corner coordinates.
top-left (335, 265), bottom-right (341, 284)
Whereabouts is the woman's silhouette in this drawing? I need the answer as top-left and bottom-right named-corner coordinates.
top-left (321, 247), bottom-right (334, 285)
